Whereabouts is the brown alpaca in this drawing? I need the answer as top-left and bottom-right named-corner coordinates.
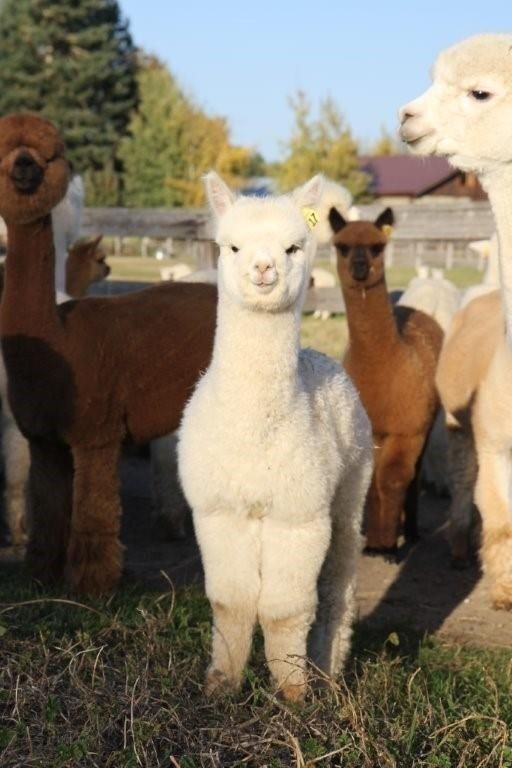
top-left (65, 235), bottom-right (110, 298)
top-left (329, 206), bottom-right (443, 551)
top-left (0, 235), bottom-right (112, 549)
top-left (0, 113), bottom-right (217, 595)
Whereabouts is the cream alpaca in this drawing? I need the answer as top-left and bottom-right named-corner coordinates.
top-left (400, 33), bottom-right (512, 606)
top-left (178, 173), bottom-right (373, 701)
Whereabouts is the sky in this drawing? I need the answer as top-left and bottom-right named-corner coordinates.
top-left (119, 0), bottom-right (511, 162)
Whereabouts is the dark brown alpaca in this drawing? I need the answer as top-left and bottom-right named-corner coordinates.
top-left (0, 113), bottom-right (217, 594)
top-left (329, 207), bottom-right (443, 552)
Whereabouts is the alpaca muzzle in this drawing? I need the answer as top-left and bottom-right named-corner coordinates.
top-left (351, 249), bottom-right (370, 282)
top-left (10, 151), bottom-right (44, 194)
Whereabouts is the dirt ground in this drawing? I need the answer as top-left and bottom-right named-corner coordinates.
top-left (3, 450), bottom-right (512, 647)
top-left (118, 452), bottom-right (512, 648)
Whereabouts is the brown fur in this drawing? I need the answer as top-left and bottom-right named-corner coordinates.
top-left (0, 113), bottom-right (217, 595)
top-left (65, 235), bottom-right (110, 298)
top-left (329, 207), bottom-right (443, 551)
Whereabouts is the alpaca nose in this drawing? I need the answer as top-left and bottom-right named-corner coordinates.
top-left (11, 151), bottom-right (44, 194)
top-left (351, 249), bottom-right (370, 281)
top-left (255, 260), bottom-right (273, 275)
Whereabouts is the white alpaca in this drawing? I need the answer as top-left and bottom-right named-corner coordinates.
top-left (178, 173), bottom-right (373, 700)
top-left (460, 233), bottom-right (500, 309)
top-left (398, 269), bottom-right (460, 334)
top-left (399, 33), bottom-right (512, 607)
top-left (313, 178), bottom-right (354, 246)
top-left (1, 176), bottom-right (84, 547)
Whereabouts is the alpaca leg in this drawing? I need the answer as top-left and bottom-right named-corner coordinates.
top-left (2, 419), bottom-right (30, 548)
top-left (308, 457), bottom-right (371, 679)
top-left (66, 443), bottom-right (123, 595)
top-left (26, 438), bottom-right (73, 584)
top-left (194, 514), bottom-right (260, 695)
top-left (446, 424), bottom-right (479, 568)
top-left (150, 433), bottom-right (188, 540)
top-left (474, 445), bottom-right (512, 609)
top-left (259, 517), bottom-right (331, 702)
top-left (371, 434), bottom-right (424, 550)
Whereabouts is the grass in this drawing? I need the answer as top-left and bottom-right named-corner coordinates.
top-left (0, 567), bottom-right (511, 767)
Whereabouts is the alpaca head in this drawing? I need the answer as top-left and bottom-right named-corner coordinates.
top-left (205, 172), bottom-right (324, 312)
top-left (0, 113), bottom-right (69, 224)
top-left (399, 34), bottom-right (512, 174)
top-left (66, 236), bottom-right (110, 297)
top-left (329, 207), bottom-right (394, 291)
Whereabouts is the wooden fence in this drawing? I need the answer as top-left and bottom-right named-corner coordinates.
top-left (81, 200), bottom-right (496, 271)
top-left (78, 201), bottom-right (497, 312)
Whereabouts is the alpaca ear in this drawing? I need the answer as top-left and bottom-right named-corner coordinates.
top-left (328, 206), bottom-right (347, 233)
top-left (374, 207), bottom-right (395, 230)
top-left (293, 174), bottom-right (325, 210)
top-left (204, 171), bottom-right (235, 218)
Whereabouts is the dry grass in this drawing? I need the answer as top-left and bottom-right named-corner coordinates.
top-left (0, 568), bottom-right (511, 768)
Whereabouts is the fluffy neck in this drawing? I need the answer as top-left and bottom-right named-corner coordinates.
top-left (210, 293), bottom-right (301, 410)
top-left (341, 275), bottom-right (398, 358)
top-left (482, 165), bottom-right (512, 342)
top-left (0, 216), bottom-right (60, 337)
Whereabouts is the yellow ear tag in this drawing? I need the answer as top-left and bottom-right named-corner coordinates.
top-left (381, 224), bottom-right (393, 238)
top-left (302, 207), bottom-right (319, 230)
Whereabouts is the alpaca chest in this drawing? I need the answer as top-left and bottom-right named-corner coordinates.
top-left (178, 391), bottom-right (339, 523)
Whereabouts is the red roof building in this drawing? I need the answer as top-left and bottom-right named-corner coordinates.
top-left (360, 155), bottom-right (487, 202)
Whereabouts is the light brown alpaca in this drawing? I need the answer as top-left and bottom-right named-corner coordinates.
top-left (399, 33), bottom-right (512, 608)
top-left (0, 235), bottom-right (112, 548)
top-left (65, 235), bottom-right (110, 298)
top-left (329, 206), bottom-right (443, 552)
top-left (0, 112), bottom-right (217, 595)
top-left (435, 291), bottom-right (502, 569)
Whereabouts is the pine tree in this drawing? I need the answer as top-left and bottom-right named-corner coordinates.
top-left (0, 0), bottom-right (138, 202)
top-left (276, 91), bottom-right (370, 201)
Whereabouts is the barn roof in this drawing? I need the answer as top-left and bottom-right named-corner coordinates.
top-left (360, 155), bottom-right (458, 197)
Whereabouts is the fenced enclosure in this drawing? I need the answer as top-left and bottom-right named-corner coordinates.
top-left (81, 199), bottom-right (496, 270)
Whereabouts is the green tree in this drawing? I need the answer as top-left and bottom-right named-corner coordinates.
top-left (276, 91), bottom-right (370, 201)
top-left (118, 55), bottom-right (188, 207)
top-left (119, 55), bottom-right (254, 207)
top-left (0, 0), bottom-right (138, 204)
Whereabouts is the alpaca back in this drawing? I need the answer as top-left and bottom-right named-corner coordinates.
top-left (436, 290), bottom-right (503, 419)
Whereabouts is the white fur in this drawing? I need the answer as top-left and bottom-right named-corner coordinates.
top-left (399, 33), bottom-right (512, 607)
top-left (398, 271), bottom-right (460, 334)
top-left (460, 233), bottom-right (500, 309)
top-left (178, 173), bottom-right (373, 697)
top-left (312, 178), bottom-right (354, 246)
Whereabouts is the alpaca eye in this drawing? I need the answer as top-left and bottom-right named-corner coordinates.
top-left (231, 245), bottom-right (239, 253)
top-left (371, 244), bottom-right (385, 257)
top-left (469, 90), bottom-right (492, 101)
top-left (338, 245), bottom-right (350, 257)
top-left (285, 244), bottom-right (300, 255)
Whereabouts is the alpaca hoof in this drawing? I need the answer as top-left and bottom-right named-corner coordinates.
top-left (205, 668), bottom-right (239, 697)
top-left (276, 682), bottom-right (307, 704)
top-left (66, 532), bottom-right (123, 596)
top-left (490, 583), bottom-right (512, 611)
top-left (364, 544), bottom-right (398, 563)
